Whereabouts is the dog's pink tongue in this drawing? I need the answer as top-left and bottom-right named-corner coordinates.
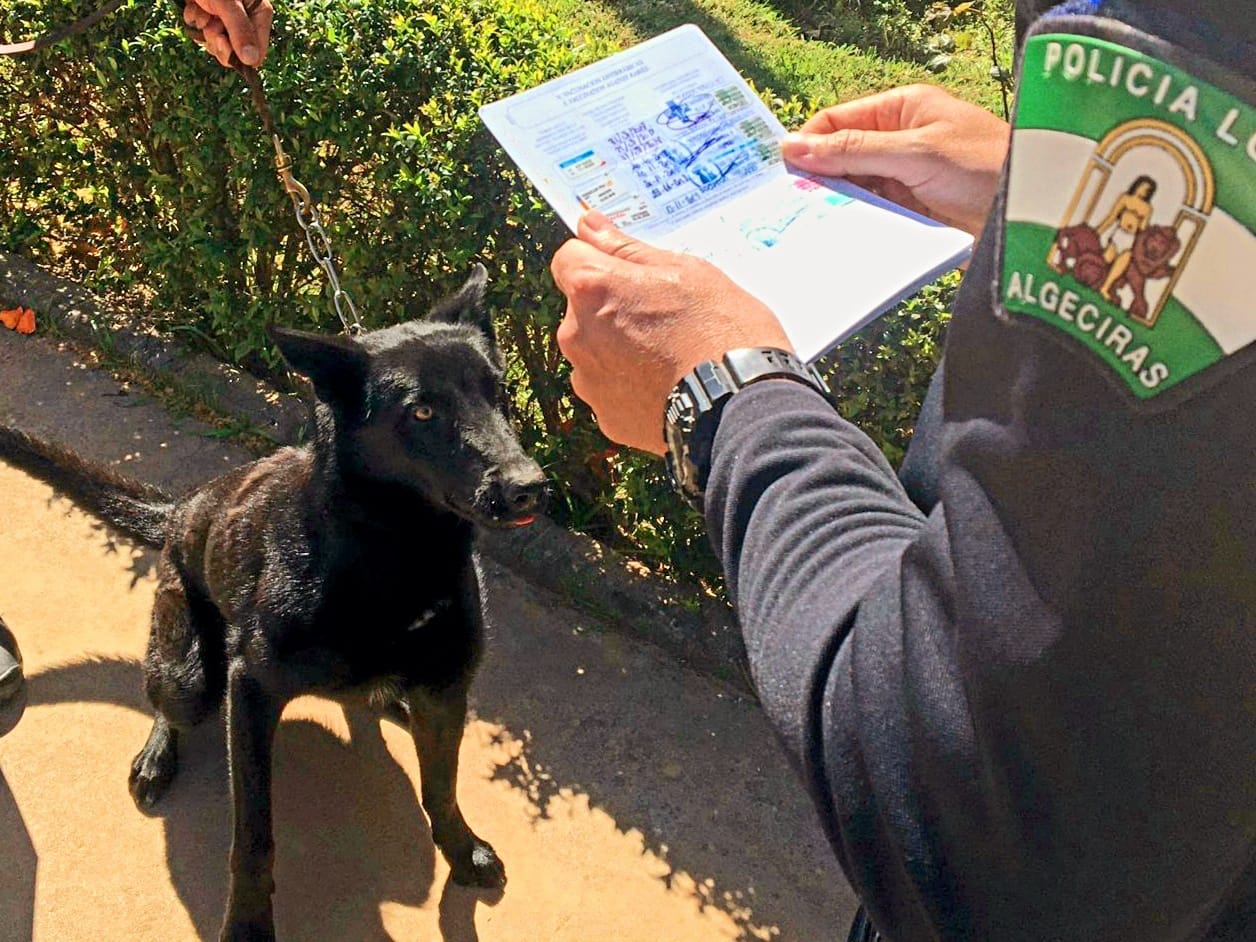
top-left (510, 515), bottom-right (536, 528)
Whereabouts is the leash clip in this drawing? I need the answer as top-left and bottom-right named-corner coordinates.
top-left (272, 135), bottom-right (312, 212)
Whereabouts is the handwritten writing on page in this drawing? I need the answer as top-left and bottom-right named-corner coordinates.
top-left (480, 24), bottom-right (973, 363)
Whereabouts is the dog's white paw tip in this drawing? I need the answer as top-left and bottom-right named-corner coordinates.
top-left (452, 843), bottom-right (507, 889)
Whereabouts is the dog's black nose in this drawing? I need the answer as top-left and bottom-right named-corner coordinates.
top-left (503, 476), bottom-right (545, 514)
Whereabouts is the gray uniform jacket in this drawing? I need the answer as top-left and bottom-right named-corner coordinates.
top-left (704, 2), bottom-right (1256, 939)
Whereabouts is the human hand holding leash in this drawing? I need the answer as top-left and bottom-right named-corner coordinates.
top-left (182, 0), bottom-right (272, 68)
top-left (551, 211), bottom-right (793, 455)
top-left (782, 84), bottom-right (1010, 241)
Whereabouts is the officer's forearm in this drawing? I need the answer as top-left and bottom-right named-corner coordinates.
top-left (704, 381), bottom-right (927, 769)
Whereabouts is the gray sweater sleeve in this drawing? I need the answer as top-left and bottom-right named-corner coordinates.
top-left (705, 380), bottom-right (927, 780)
top-left (704, 381), bottom-right (985, 937)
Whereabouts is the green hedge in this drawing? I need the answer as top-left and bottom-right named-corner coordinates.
top-left (0, 0), bottom-right (951, 591)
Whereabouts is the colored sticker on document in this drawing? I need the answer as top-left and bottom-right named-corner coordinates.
top-left (559, 149), bottom-right (606, 181)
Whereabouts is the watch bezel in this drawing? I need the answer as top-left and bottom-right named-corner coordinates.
top-left (664, 363), bottom-right (736, 510)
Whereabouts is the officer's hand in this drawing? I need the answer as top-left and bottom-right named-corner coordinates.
top-left (551, 211), bottom-right (793, 455)
top-left (782, 84), bottom-right (1009, 240)
top-left (183, 0), bottom-right (272, 68)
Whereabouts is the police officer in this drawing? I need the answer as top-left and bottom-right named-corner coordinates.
top-left (551, 1), bottom-right (1255, 939)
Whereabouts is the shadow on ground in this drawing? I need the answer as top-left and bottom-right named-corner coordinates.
top-left (8, 657), bottom-right (497, 942)
top-left (0, 768), bottom-right (36, 942)
top-left (0, 515), bottom-right (844, 941)
top-left (468, 560), bottom-right (846, 940)
top-left (3, 620), bottom-right (843, 941)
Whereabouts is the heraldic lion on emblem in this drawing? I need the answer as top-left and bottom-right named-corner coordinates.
top-left (1048, 222), bottom-right (1181, 322)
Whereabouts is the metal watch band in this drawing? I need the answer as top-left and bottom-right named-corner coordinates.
top-left (663, 348), bottom-right (831, 511)
top-left (720, 348), bottom-right (830, 395)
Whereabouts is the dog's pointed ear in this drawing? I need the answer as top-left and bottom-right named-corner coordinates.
top-left (269, 326), bottom-right (369, 404)
top-left (427, 263), bottom-right (493, 339)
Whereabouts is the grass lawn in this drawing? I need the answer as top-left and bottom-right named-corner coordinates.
top-left (547, 0), bottom-right (1016, 118)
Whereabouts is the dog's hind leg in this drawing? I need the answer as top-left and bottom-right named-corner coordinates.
top-left (129, 553), bottom-right (224, 809)
top-left (408, 683), bottom-right (506, 889)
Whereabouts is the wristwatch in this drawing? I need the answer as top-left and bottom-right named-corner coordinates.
top-left (663, 348), bottom-right (831, 511)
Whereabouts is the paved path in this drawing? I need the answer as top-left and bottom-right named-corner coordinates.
top-left (0, 329), bottom-right (854, 941)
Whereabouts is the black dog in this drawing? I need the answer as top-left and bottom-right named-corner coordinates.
top-left (0, 265), bottom-right (545, 941)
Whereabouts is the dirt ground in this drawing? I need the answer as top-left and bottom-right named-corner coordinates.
top-left (0, 329), bottom-right (855, 942)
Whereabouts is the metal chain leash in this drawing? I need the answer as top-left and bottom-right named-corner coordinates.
top-left (270, 134), bottom-right (363, 335)
top-left (237, 63), bottom-right (364, 336)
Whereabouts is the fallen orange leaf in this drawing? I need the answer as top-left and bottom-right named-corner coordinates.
top-left (0, 307), bottom-right (20, 330)
top-left (16, 307), bottom-right (36, 334)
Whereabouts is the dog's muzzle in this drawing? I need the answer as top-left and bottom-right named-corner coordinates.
top-left (479, 470), bottom-right (547, 527)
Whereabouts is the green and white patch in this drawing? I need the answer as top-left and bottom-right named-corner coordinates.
top-left (1002, 33), bottom-right (1256, 399)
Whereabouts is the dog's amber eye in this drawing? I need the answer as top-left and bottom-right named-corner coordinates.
top-left (412, 404), bottom-right (435, 421)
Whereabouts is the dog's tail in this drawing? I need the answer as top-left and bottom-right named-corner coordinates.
top-left (0, 424), bottom-right (174, 547)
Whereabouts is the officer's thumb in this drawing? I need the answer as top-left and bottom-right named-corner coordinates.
top-left (579, 211), bottom-right (671, 266)
top-left (781, 128), bottom-right (921, 183)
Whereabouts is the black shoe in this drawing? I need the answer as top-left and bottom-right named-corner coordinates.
top-left (0, 615), bottom-right (23, 708)
top-left (846, 907), bottom-right (882, 942)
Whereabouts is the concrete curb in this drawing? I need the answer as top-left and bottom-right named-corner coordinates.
top-left (0, 251), bottom-right (750, 692)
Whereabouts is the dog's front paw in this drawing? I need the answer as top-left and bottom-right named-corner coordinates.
top-left (128, 731), bottom-right (178, 810)
top-left (449, 839), bottom-right (507, 889)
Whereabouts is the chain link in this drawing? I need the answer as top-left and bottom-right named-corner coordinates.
top-left (271, 134), bottom-right (364, 336)
top-left (233, 65), bottom-right (364, 336)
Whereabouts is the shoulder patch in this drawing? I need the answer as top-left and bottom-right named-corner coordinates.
top-left (1001, 32), bottom-right (1256, 400)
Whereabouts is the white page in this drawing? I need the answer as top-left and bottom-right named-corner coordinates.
top-left (480, 23), bottom-right (973, 363)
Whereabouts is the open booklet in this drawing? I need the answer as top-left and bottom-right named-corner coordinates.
top-left (479, 24), bottom-right (972, 363)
